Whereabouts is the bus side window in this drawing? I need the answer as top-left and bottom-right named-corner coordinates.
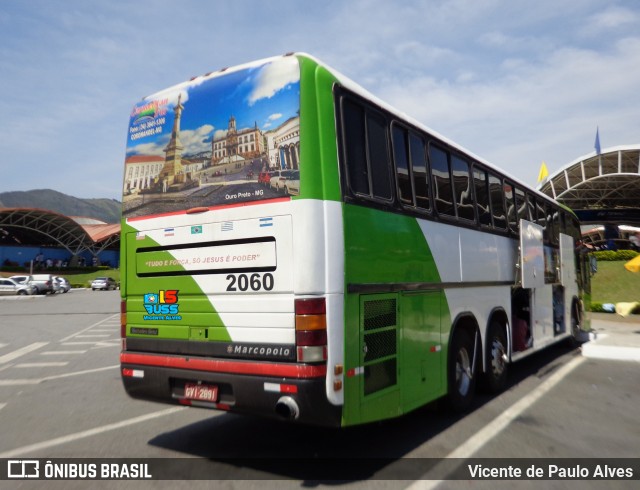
top-left (488, 172), bottom-right (507, 230)
top-left (342, 98), bottom-right (369, 196)
top-left (549, 207), bottom-right (559, 246)
top-left (410, 133), bottom-right (430, 211)
top-left (537, 200), bottom-right (547, 243)
top-left (451, 155), bottom-right (474, 221)
top-left (504, 181), bottom-right (517, 234)
top-left (366, 111), bottom-right (393, 201)
top-left (515, 187), bottom-right (529, 224)
top-left (430, 144), bottom-right (455, 217)
top-left (527, 193), bottom-right (536, 226)
top-left (391, 124), bottom-right (414, 205)
top-left (473, 166), bottom-right (492, 227)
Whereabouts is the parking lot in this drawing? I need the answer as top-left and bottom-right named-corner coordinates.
top-left (1, 291), bottom-right (639, 488)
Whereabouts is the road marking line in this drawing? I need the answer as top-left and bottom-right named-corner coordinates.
top-left (75, 334), bottom-right (111, 338)
top-left (406, 355), bottom-right (586, 489)
top-left (0, 343), bottom-right (8, 349)
top-left (40, 364), bottom-right (119, 381)
top-left (0, 365), bottom-right (118, 386)
top-left (14, 362), bottom-right (69, 368)
top-left (0, 342), bottom-right (49, 364)
top-left (0, 379), bottom-right (41, 386)
top-left (0, 403), bottom-right (6, 411)
top-left (61, 342), bottom-right (107, 346)
top-left (40, 351), bottom-right (87, 355)
top-left (0, 406), bottom-right (186, 458)
top-left (59, 314), bottom-right (119, 343)
top-left (90, 341), bottom-right (120, 349)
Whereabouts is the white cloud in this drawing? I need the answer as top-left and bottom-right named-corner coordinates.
top-left (179, 124), bottom-right (214, 154)
top-left (586, 5), bottom-right (639, 31)
top-left (213, 129), bottom-right (229, 141)
top-left (248, 57), bottom-right (300, 105)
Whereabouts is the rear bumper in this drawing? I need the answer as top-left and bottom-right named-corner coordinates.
top-left (121, 352), bottom-right (341, 427)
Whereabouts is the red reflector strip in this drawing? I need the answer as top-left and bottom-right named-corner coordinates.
top-left (122, 368), bottom-right (144, 378)
top-left (264, 382), bottom-right (298, 394)
top-left (120, 353), bottom-right (327, 379)
top-left (346, 367), bottom-right (364, 378)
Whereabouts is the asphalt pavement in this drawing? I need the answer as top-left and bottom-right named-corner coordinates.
top-left (582, 312), bottom-right (640, 362)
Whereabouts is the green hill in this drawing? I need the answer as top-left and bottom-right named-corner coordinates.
top-left (0, 189), bottom-right (121, 224)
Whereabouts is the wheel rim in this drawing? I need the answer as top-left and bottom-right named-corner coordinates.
top-left (456, 347), bottom-right (472, 396)
top-left (490, 337), bottom-right (506, 377)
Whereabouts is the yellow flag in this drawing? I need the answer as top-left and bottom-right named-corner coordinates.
top-left (537, 161), bottom-right (549, 183)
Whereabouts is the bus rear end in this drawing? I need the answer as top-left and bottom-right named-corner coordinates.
top-left (119, 54), bottom-right (344, 426)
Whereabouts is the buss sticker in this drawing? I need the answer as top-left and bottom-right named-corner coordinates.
top-left (143, 290), bottom-right (181, 320)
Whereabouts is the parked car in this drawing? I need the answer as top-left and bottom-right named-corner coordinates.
top-left (258, 171), bottom-right (273, 185)
top-left (0, 278), bottom-right (36, 295)
top-left (91, 277), bottom-right (117, 291)
top-left (270, 169), bottom-right (299, 195)
top-left (54, 276), bottom-right (71, 293)
top-left (10, 275), bottom-right (35, 288)
top-left (31, 274), bottom-right (55, 295)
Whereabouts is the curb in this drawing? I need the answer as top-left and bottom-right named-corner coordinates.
top-left (581, 332), bottom-right (640, 362)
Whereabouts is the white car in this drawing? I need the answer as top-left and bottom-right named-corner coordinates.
top-left (54, 276), bottom-right (71, 293)
top-left (0, 278), bottom-right (36, 295)
top-left (270, 169), bottom-right (300, 195)
top-left (91, 277), bottom-right (117, 291)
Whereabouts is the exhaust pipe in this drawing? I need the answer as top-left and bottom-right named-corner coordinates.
top-left (275, 396), bottom-right (300, 420)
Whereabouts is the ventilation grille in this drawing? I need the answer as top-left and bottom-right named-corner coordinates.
top-left (362, 297), bottom-right (397, 395)
top-left (364, 298), bottom-right (397, 330)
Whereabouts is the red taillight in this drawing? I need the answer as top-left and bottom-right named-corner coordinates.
top-left (120, 300), bottom-right (127, 338)
top-left (295, 298), bottom-right (326, 315)
top-left (295, 298), bottom-right (327, 363)
top-left (295, 329), bottom-right (327, 346)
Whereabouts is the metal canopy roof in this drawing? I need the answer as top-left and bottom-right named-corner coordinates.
top-left (0, 207), bottom-right (120, 258)
top-left (538, 145), bottom-right (640, 224)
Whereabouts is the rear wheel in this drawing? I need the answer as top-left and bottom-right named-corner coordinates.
top-left (483, 321), bottom-right (508, 393)
top-left (447, 328), bottom-right (478, 412)
top-left (567, 299), bottom-right (583, 347)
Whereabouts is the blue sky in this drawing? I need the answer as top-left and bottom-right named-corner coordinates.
top-left (1, 0), bottom-right (639, 199)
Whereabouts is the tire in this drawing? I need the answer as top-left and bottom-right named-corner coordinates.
top-left (447, 328), bottom-right (478, 412)
top-left (566, 299), bottom-right (583, 348)
top-left (18, 290), bottom-right (27, 295)
top-left (483, 321), bottom-right (508, 394)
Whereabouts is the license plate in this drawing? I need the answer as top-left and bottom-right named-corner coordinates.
top-left (184, 382), bottom-right (218, 402)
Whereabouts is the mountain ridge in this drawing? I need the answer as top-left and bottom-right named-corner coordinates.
top-left (0, 189), bottom-right (121, 224)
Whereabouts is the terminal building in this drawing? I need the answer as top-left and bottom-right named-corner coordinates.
top-left (0, 209), bottom-right (119, 269)
top-left (537, 144), bottom-right (640, 250)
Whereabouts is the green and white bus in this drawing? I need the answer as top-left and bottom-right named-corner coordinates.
top-left (120, 53), bottom-right (590, 427)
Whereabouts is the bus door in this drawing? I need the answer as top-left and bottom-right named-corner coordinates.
top-left (520, 220), bottom-right (553, 347)
top-left (556, 233), bottom-right (578, 335)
